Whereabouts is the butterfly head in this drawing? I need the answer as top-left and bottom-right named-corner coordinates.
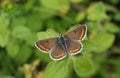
top-left (59, 34), bottom-right (63, 37)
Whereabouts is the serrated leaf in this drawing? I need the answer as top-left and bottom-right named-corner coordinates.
top-left (37, 29), bottom-right (58, 40)
top-left (0, 30), bottom-right (9, 47)
top-left (45, 59), bottom-right (69, 78)
top-left (92, 32), bottom-right (115, 53)
top-left (87, 2), bottom-right (107, 21)
top-left (6, 39), bottom-right (20, 58)
top-left (73, 56), bottom-right (95, 76)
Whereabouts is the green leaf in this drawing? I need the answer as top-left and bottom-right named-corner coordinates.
top-left (41, 0), bottom-right (70, 11)
top-left (36, 6), bottom-right (56, 20)
top-left (37, 29), bottom-right (58, 40)
top-left (105, 23), bottom-right (120, 33)
top-left (114, 11), bottom-right (120, 21)
top-left (12, 25), bottom-right (32, 39)
top-left (71, 0), bottom-right (82, 3)
top-left (105, 4), bottom-right (118, 13)
top-left (92, 32), bottom-right (115, 53)
top-left (0, 30), bottom-right (10, 47)
top-left (87, 2), bottom-right (107, 21)
top-left (46, 19), bottom-right (68, 33)
top-left (24, 0), bottom-right (34, 11)
top-left (35, 49), bottom-right (52, 62)
top-left (16, 44), bottom-right (32, 63)
top-left (26, 14), bottom-right (43, 31)
top-left (11, 17), bottom-right (26, 29)
top-left (107, 0), bottom-right (120, 5)
top-left (86, 21), bottom-right (98, 31)
top-left (45, 59), bottom-right (69, 78)
top-left (73, 56), bottom-right (95, 76)
top-left (114, 60), bottom-right (120, 78)
top-left (25, 33), bottom-right (37, 46)
top-left (82, 40), bottom-right (97, 53)
top-left (0, 12), bottom-right (9, 30)
top-left (75, 12), bottom-right (86, 22)
top-left (6, 39), bottom-right (20, 58)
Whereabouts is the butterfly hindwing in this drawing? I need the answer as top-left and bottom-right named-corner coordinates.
top-left (50, 43), bottom-right (66, 60)
top-left (66, 39), bottom-right (83, 55)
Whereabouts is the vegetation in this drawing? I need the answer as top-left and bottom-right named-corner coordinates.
top-left (0, 0), bottom-right (120, 78)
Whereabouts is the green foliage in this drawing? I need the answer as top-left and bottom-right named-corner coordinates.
top-left (12, 25), bottom-right (32, 39)
top-left (82, 40), bottom-right (97, 53)
top-left (0, 12), bottom-right (9, 30)
top-left (75, 11), bottom-right (86, 22)
top-left (105, 23), bottom-right (120, 33)
top-left (45, 59), bottom-right (69, 78)
top-left (87, 2), bottom-right (107, 21)
top-left (115, 11), bottom-right (120, 21)
top-left (0, 0), bottom-right (120, 78)
top-left (15, 44), bottom-right (32, 63)
top-left (37, 29), bottom-right (58, 40)
top-left (92, 31), bottom-right (115, 53)
top-left (73, 56), bottom-right (95, 76)
top-left (44, 55), bottom-right (95, 78)
top-left (41, 0), bottom-right (70, 11)
top-left (35, 49), bottom-right (52, 62)
top-left (0, 12), bottom-right (10, 47)
top-left (6, 39), bottom-right (20, 58)
top-left (0, 30), bottom-right (9, 47)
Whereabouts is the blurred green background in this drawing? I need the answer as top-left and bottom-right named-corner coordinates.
top-left (0, 0), bottom-right (120, 78)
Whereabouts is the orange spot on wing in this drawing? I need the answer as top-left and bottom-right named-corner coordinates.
top-left (54, 53), bottom-right (65, 58)
top-left (79, 27), bottom-right (85, 40)
top-left (39, 44), bottom-right (49, 51)
top-left (70, 47), bottom-right (80, 53)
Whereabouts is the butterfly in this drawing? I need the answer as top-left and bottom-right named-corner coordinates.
top-left (35, 24), bottom-right (87, 60)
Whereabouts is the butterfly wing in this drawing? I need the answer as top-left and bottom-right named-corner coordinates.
top-left (50, 43), bottom-right (66, 60)
top-left (35, 37), bottom-right (58, 53)
top-left (66, 39), bottom-right (83, 55)
top-left (64, 24), bottom-right (87, 40)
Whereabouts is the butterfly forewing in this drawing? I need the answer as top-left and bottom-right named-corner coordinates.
top-left (50, 43), bottom-right (66, 60)
top-left (66, 39), bottom-right (83, 55)
top-left (35, 37), bottom-right (58, 53)
top-left (65, 25), bottom-right (87, 40)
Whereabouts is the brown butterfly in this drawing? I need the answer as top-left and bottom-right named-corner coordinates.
top-left (35, 24), bottom-right (87, 60)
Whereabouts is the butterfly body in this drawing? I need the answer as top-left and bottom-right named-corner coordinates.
top-left (58, 35), bottom-right (68, 53)
top-left (35, 25), bottom-right (87, 60)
